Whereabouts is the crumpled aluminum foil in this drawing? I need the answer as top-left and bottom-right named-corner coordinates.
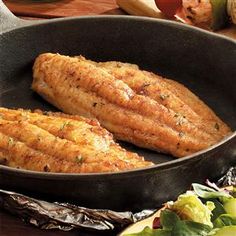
top-left (217, 166), bottom-right (236, 187)
top-left (0, 189), bottom-right (154, 231)
top-left (0, 167), bottom-right (235, 232)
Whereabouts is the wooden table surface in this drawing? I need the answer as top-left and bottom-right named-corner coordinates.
top-left (0, 1), bottom-right (235, 235)
top-left (3, 0), bottom-right (124, 18)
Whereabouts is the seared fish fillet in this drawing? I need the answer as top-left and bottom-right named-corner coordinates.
top-left (32, 53), bottom-right (231, 157)
top-left (93, 59), bottom-right (230, 139)
top-left (0, 107), bottom-right (152, 173)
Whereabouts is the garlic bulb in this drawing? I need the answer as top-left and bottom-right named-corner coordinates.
top-left (227, 0), bottom-right (236, 24)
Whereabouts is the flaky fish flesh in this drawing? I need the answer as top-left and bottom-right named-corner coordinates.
top-left (0, 107), bottom-right (152, 173)
top-left (32, 53), bottom-right (231, 157)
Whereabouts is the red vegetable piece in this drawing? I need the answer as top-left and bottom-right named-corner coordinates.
top-left (154, 0), bottom-right (183, 18)
top-left (152, 216), bottom-right (161, 229)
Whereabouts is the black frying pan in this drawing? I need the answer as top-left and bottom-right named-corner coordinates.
top-left (0, 1), bottom-right (236, 211)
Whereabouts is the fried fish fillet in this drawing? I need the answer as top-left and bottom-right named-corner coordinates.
top-left (32, 53), bottom-right (231, 157)
top-left (92, 59), bottom-right (230, 140)
top-left (0, 107), bottom-right (152, 173)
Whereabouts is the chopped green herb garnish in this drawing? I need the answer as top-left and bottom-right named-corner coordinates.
top-left (142, 83), bottom-right (151, 88)
top-left (75, 156), bottom-right (84, 164)
top-left (160, 94), bottom-right (170, 101)
top-left (176, 116), bottom-right (185, 126)
top-left (8, 137), bottom-right (14, 146)
top-left (43, 164), bottom-right (50, 172)
top-left (60, 121), bottom-right (70, 130)
top-left (215, 123), bottom-right (220, 131)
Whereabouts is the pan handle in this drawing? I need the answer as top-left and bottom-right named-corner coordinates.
top-left (0, 0), bottom-right (36, 33)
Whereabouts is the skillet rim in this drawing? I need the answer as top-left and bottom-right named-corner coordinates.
top-left (0, 15), bottom-right (235, 178)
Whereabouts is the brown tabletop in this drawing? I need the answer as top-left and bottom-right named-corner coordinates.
top-left (3, 0), bottom-right (124, 18)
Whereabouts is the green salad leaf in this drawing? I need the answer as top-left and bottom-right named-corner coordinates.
top-left (169, 191), bottom-right (215, 227)
top-left (232, 187), bottom-right (236, 198)
top-left (223, 198), bottom-right (236, 217)
top-left (210, 0), bottom-right (228, 30)
top-left (123, 184), bottom-right (236, 236)
top-left (161, 210), bottom-right (212, 235)
top-left (192, 184), bottom-right (232, 203)
top-left (207, 199), bottom-right (226, 222)
top-left (209, 226), bottom-right (236, 236)
top-left (160, 209), bottom-right (180, 230)
top-left (172, 220), bottom-right (211, 236)
top-left (214, 214), bottom-right (236, 228)
top-left (124, 210), bottom-right (212, 236)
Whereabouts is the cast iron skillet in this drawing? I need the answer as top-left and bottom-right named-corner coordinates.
top-left (0, 1), bottom-right (236, 211)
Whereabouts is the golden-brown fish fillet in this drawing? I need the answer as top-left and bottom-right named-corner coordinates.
top-left (32, 53), bottom-right (231, 157)
top-left (0, 107), bottom-right (152, 173)
top-left (92, 59), bottom-right (230, 139)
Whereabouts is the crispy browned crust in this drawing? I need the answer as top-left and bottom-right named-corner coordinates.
top-left (0, 108), bottom-right (152, 173)
top-left (32, 53), bottom-right (232, 157)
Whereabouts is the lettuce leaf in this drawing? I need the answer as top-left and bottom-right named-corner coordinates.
top-left (169, 191), bottom-right (215, 227)
top-left (192, 184), bottom-right (232, 203)
top-left (214, 214), bottom-right (236, 228)
top-left (123, 210), bottom-right (211, 236)
top-left (173, 220), bottom-right (211, 236)
top-left (160, 209), bottom-right (180, 230)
